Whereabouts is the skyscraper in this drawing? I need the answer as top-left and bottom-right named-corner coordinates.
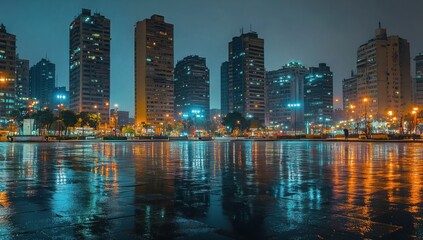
top-left (265, 62), bottom-right (308, 131)
top-left (15, 57), bottom-right (30, 109)
top-left (29, 58), bottom-right (55, 109)
top-left (304, 63), bottom-right (333, 125)
top-left (414, 53), bottom-right (423, 106)
top-left (0, 24), bottom-right (16, 126)
top-left (135, 15), bottom-right (174, 127)
top-left (220, 61), bottom-right (229, 117)
top-left (355, 24), bottom-right (411, 119)
top-left (227, 32), bottom-right (265, 123)
top-left (69, 9), bottom-right (110, 123)
top-left (174, 55), bottom-right (210, 122)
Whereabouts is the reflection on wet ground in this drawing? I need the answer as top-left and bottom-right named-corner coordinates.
top-left (0, 141), bottom-right (422, 239)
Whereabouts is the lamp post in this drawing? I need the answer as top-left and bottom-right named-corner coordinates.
top-left (412, 107), bottom-right (419, 134)
top-left (350, 104), bottom-right (358, 134)
top-left (288, 103), bottom-right (301, 136)
top-left (105, 102), bottom-right (110, 132)
top-left (363, 98), bottom-right (368, 138)
top-left (114, 104), bottom-right (118, 136)
top-left (58, 104), bottom-right (64, 140)
top-left (387, 110), bottom-right (393, 134)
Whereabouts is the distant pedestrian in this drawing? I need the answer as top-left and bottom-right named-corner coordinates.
top-left (343, 129), bottom-right (349, 140)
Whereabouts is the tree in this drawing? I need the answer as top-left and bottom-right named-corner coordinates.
top-left (60, 110), bottom-right (78, 135)
top-left (222, 112), bottom-right (248, 133)
top-left (9, 109), bottom-right (25, 134)
top-left (122, 126), bottom-right (135, 136)
top-left (79, 112), bottom-right (102, 129)
top-left (33, 109), bottom-right (54, 135)
top-left (50, 120), bottom-right (65, 132)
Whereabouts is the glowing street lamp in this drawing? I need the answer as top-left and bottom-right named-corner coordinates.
top-left (363, 98), bottom-right (369, 138)
top-left (350, 104), bottom-right (358, 134)
top-left (113, 104), bottom-right (118, 136)
top-left (288, 103), bottom-right (301, 136)
top-left (412, 107), bottom-right (419, 134)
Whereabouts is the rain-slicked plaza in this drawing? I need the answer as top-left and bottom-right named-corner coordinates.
top-left (0, 141), bottom-right (423, 239)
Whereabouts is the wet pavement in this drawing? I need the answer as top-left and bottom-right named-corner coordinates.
top-left (0, 141), bottom-right (422, 239)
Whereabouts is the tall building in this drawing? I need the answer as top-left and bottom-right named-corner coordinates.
top-left (220, 61), bottom-right (229, 116)
top-left (415, 53), bottom-right (423, 106)
top-left (342, 71), bottom-right (358, 119)
top-left (29, 58), bottom-right (55, 108)
top-left (355, 24), bottom-right (411, 119)
top-left (265, 62), bottom-right (308, 131)
top-left (174, 55), bottom-right (210, 122)
top-left (110, 109), bottom-right (130, 127)
top-left (15, 57), bottom-right (30, 109)
top-left (0, 24), bottom-right (16, 127)
top-left (304, 63), bottom-right (333, 125)
top-left (227, 32), bottom-right (265, 122)
top-left (135, 15), bottom-right (174, 126)
top-left (69, 9), bottom-right (110, 123)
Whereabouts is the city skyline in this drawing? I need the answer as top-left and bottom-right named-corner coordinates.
top-left (2, 0), bottom-right (423, 115)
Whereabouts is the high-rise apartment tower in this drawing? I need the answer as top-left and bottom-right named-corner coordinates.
top-left (69, 9), bottom-right (110, 123)
top-left (135, 15), bottom-right (174, 126)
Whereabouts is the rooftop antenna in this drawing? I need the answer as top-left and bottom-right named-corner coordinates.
top-left (378, 21), bottom-right (381, 28)
top-left (241, 27), bottom-right (244, 34)
top-left (250, 24), bottom-right (252, 32)
top-left (45, 51), bottom-right (48, 60)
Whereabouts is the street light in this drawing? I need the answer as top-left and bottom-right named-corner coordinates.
top-left (387, 110), bottom-right (393, 134)
top-left (363, 98), bottom-right (369, 138)
top-left (350, 104), bottom-right (358, 134)
top-left (412, 107), bottom-right (419, 134)
top-left (114, 104), bottom-right (118, 136)
top-left (57, 104), bottom-right (64, 140)
top-left (288, 103), bottom-right (301, 136)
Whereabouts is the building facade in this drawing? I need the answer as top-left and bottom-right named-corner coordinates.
top-left (15, 57), bottom-right (30, 109)
top-left (342, 71), bottom-right (358, 120)
top-left (220, 61), bottom-right (229, 117)
top-left (69, 9), bottom-right (110, 123)
top-left (304, 63), bottom-right (333, 125)
top-left (174, 55), bottom-right (209, 122)
top-left (135, 15), bottom-right (174, 127)
top-left (227, 32), bottom-right (265, 123)
top-left (355, 25), bottom-right (411, 120)
top-left (29, 58), bottom-right (55, 109)
top-left (265, 62), bottom-right (308, 131)
top-left (110, 110), bottom-right (130, 127)
top-left (0, 24), bottom-right (16, 127)
top-left (415, 53), bottom-right (423, 106)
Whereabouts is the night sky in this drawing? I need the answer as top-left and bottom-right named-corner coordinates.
top-left (2, 0), bottom-right (423, 115)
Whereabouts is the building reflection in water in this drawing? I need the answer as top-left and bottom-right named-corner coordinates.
top-left (0, 141), bottom-right (422, 238)
top-left (330, 143), bottom-right (423, 237)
